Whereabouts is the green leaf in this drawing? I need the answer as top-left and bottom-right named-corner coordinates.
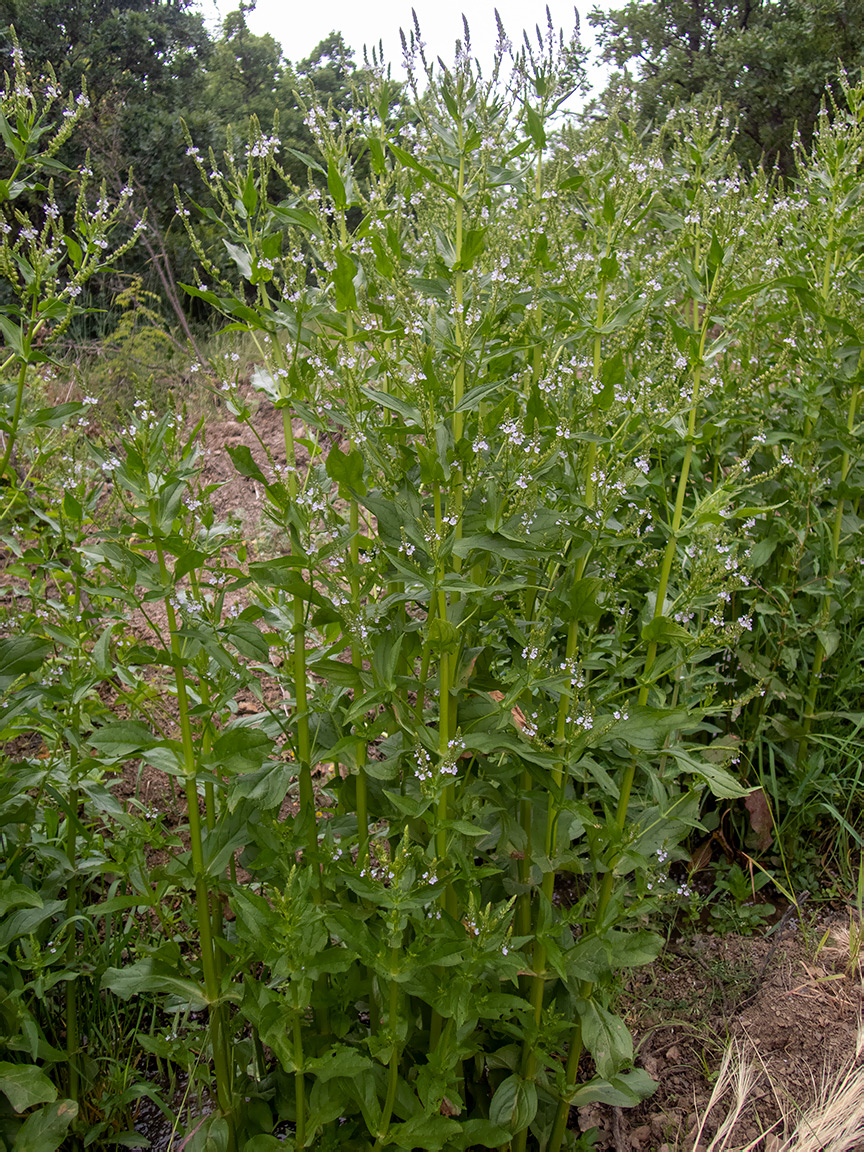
top-left (327, 158), bottom-right (347, 210)
top-left (389, 143), bottom-right (455, 197)
top-left (668, 749), bottom-right (751, 799)
top-left (0, 637), bottom-right (50, 691)
top-left (284, 147), bottom-right (326, 175)
top-left (523, 102), bottom-right (546, 149)
top-left (0, 882), bottom-right (42, 918)
top-left (452, 534), bottom-right (534, 562)
top-left (228, 762), bottom-right (291, 811)
top-left (223, 240), bottom-right (252, 280)
top-left (241, 166), bottom-right (258, 215)
top-left (579, 1001), bottom-right (633, 1079)
top-left (212, 726), bottom-right (273, 773)
top-left (748, 537), bottom-right (778, 567)
top-left (273, 203), bottom-right (322, 236)
top-left (429, 617), bottom-right (460, 655)
top-left (89, 722), bottom-right (160, 760)
top-left (0, 1063), bottom-right (57, 1113)
top-left (220, 619), bottom-right (271, 660)
top-left (185, 1114), bottom-right (229, 1152)
top-left (243, 1138), bottom-right (285, 1152)
top-left (248, 566), bottom-right (329, 608)
top-left (305, 1045), bottom-right (373, 1082)
top-left (604, 929), bottom-right (664, 968)
top-left (333, 249), bottom-right (357, 312)
top-left (388, 1114), bottom-right (461, 1151)
top-left (451, 1120), bottom-right (511, 1149)
top-left (225, 444), bottom-right (267, 485)
top-left (816, 627), bottom-right (840, 659)
top-left (62, 492), bottom-right (82, 521)
top-left (452, 378), bottom-right (503, 412)
top-left (358, 386), bottom-right (423, 427)
top-left (564, 576), bottom-right (603, 622)
top-left (101, 959), bottom-right (209, 1010)
top-left (12, 1099), bottom-right (77, 1152)
top-left (489, 1074), bottom-right (537, 1133)
top-left (568, 1068), bottom-right (657, 1108)
top-left (0, 314), bottom-right (26, 357)
top-left (641, 615), bottom-right (691, 646)
top-left (64, 235), bottom-right (83, 268)
top-left (325, 445), bottom-right (365, 494)
top-left (458, 227), bottom-right (486, 271)
top-left (606, 705), bottom-right (694, 750)
top-left (598, 351), bottom-right (625, 410)
top-left (598, 298), bottom-right (643, 333)
top-left (20, 403), bottom-right (85, 431)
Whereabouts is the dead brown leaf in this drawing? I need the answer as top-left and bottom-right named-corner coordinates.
top-left (744, 789), bottom-right (773, 851)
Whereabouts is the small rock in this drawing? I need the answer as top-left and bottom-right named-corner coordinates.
top-left (631, 1124), bottom-right (652, 1148)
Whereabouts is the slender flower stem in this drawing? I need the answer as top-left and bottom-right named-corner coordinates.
top-left (451, 133), bottom-right (466, 566)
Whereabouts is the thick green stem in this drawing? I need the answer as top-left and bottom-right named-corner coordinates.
top-left (0, 357), bottom-right (28, 485)
top-left (294, 1013), bottom-right (306, 1148)
top-left (279, 406), bottom-right (316, 857)
top-left (152, 523), bottom-right (235, 1147)
top-left (350, 499), bottom-right (370, 862)
top-left (65, 764), bottom-right (80, 1103)
top-left (63, 569), bottom-right (82, 1104)
top-left (373, 950), bottom-right (402, 1152)
top-left (433, 484), bottom-right (457, 918)
top-left (612, 349), bottom-right (704, 838)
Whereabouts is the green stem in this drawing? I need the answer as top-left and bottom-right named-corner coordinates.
top-left (433, 484), bottom-right (456, 918)
top-left (373, 951), bottom-right (402, 1152)
top-left (152, 521), bottom-right (235, 1148)
top-left (65, 752), bottom-right (80, 1104)
top-left (350, 499), bottom-right (370, 863)
top-left (521, 275), bottom-right (605, 1152)
top-left (451, 132), bottom-right (466, 567)
top-left (64, 567), bottom-right (82, 1104)
top-left (0, 356), bottom-right (28, 485)
top-left (294, 1013), bottom-right (306, 1148)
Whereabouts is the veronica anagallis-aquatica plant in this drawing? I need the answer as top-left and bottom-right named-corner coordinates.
top-left (149, 22), bottom-right (756, 1151)
top-left (10, 16), bottom-right (852, 1152)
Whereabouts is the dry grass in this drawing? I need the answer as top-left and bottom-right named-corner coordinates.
top-left (691, 1018), bottom-right (864, 1151)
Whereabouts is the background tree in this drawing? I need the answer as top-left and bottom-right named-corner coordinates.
top-left (0, 0), bottom-right (367, 330)
top-left (589, 0), bottom-right (864, 169)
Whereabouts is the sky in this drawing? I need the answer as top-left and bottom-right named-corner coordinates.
top-left (197, 0), bottom-right (612, 100)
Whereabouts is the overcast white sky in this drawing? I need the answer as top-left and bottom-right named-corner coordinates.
top-left (197, 0), bottom-right (612, 101)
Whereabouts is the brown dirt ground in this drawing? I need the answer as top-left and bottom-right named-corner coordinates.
top-left (581, 915), bottom-right (864, 1150)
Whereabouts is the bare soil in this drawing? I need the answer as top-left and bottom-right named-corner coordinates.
top-left (582, 914), bottom-right (864, 1150)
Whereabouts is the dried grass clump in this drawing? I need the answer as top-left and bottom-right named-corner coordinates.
top-left (691, 1020), bottom-right (864, 1151)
